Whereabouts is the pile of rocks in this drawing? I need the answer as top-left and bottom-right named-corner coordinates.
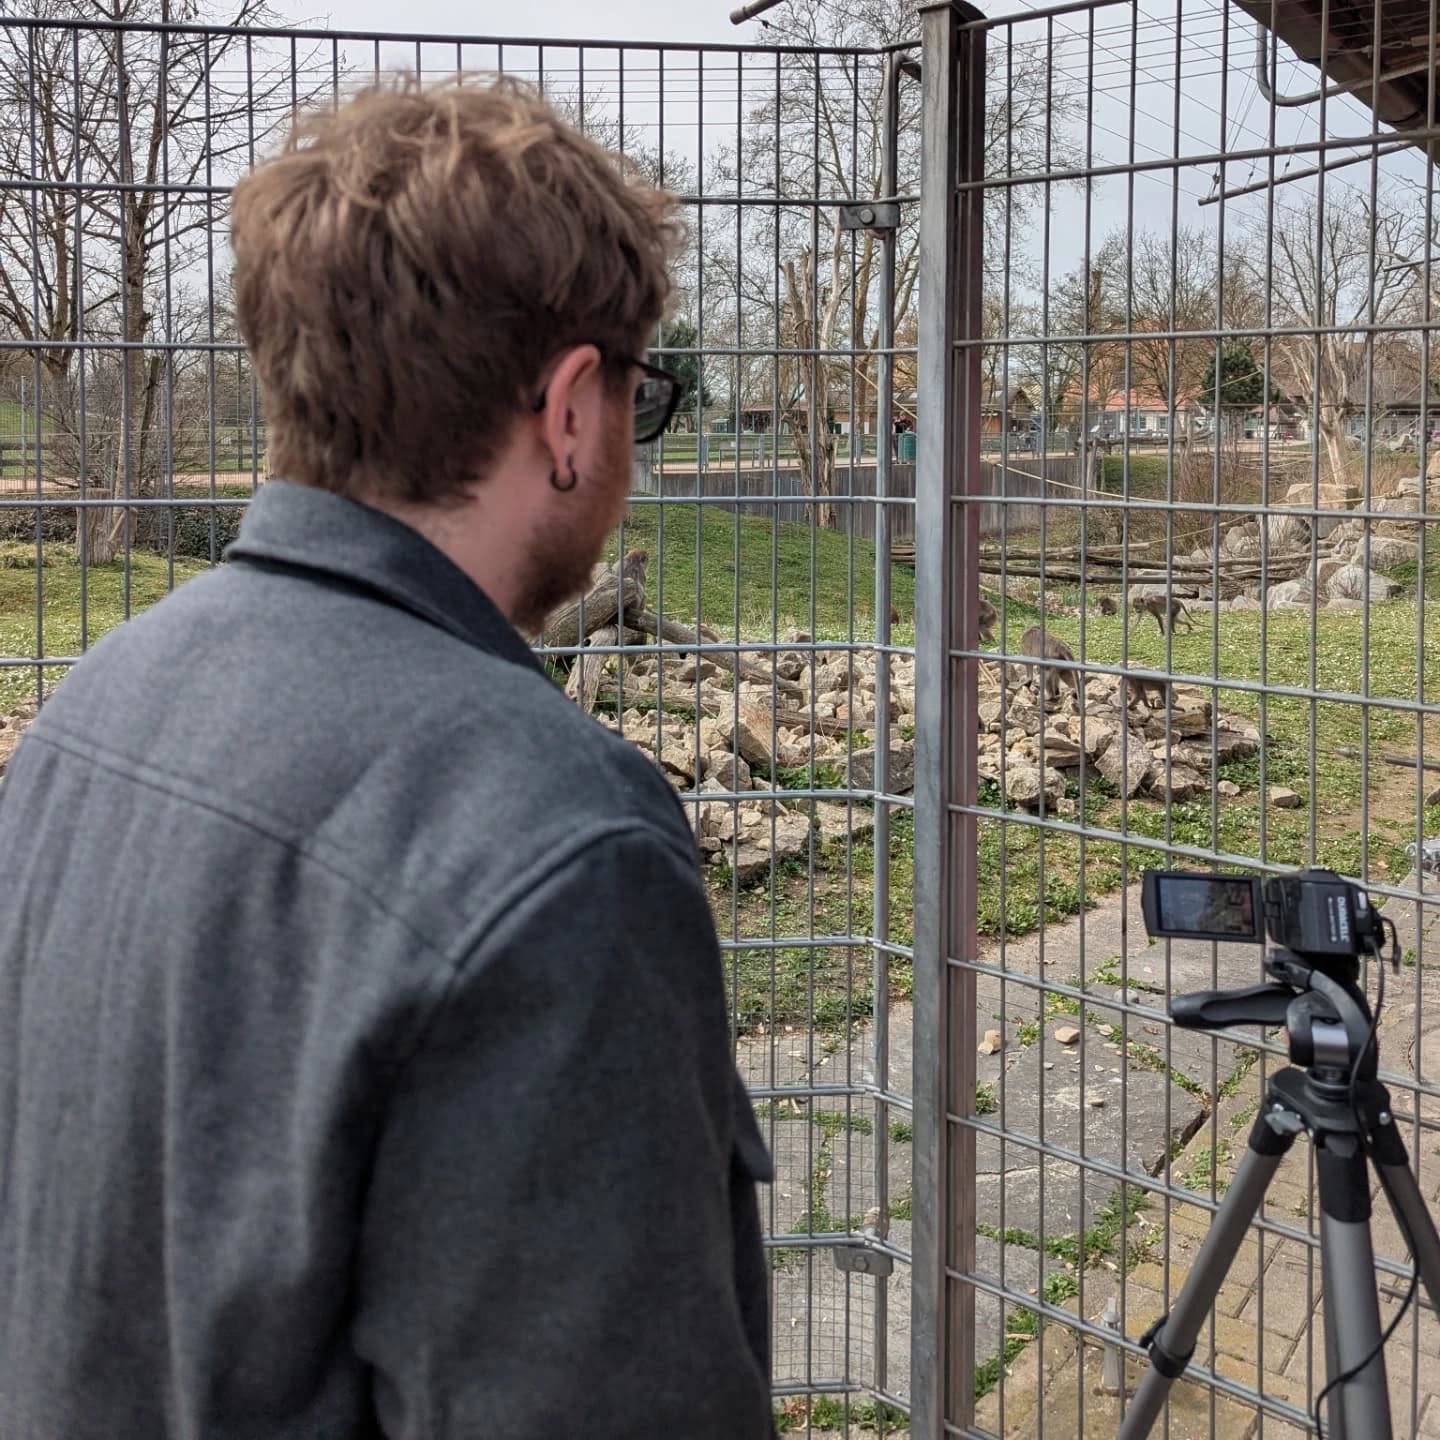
top-left (583, 635), bottom-right (917, 881)
top-left (1204, 449), bottom-right (1440, 612)
top-left (0, 702), bottom-right (37, 780)
top-left (977, 670), bottom-right (1261, 812)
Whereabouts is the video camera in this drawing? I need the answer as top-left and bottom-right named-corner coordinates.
top-left (1141, 867), bottom-right (1386, 969)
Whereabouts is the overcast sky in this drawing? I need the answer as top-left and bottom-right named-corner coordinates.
top-left (259, 0), bottom-right (1434, 299)
top-left (295, 0), bottom-right (750, 47)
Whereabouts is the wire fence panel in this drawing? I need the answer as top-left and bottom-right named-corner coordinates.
top-left (917, 0), bottom-right (1440, 1434)
top-left (0, 14), bottom-right (920, 1437)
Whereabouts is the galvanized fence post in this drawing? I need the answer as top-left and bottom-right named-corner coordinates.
top-left (914, 2), bottom-right (985, 1433)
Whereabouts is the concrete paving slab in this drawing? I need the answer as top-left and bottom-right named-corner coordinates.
top-left (978, 1017), bottom-right (1206, 1235)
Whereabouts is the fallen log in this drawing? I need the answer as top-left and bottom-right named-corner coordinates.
top-left (565, 625), bottom-right (619, 714)
top-left (541, 549), bottom-right (650, 650)
top-left (627, 608), bottom-right (806, 702)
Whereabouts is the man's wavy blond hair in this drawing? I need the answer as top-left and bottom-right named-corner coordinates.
top-left (231, 76), bottom-right (680, 504)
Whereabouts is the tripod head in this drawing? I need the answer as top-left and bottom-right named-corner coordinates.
top-left (1170, 948), bottom-right (1381, 1086)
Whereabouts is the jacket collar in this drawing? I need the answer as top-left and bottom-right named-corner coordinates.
top-left (225, 480), bottom-right (542, 674)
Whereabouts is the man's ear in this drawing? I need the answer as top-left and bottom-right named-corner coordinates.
top-left (537, 344), bottom-right (605, 471)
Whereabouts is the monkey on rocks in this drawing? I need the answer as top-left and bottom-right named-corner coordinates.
top-left (1130, 592), bottom-right (1195, 636)
top-left (1019, 626), bottom-right (1079, 705)
top-left (1123, 673), bottom-right (1171, 711)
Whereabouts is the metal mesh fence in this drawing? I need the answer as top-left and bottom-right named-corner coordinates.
top-left (0, 14), bottom-right (918, 1437)
top-left (916, 0), bottom-right (1440, 1434)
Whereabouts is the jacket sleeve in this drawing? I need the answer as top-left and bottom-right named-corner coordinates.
top-left (352, 826), bottom-right (775, 1440)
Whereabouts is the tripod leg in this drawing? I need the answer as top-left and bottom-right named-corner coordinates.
top-left (1118, 1112), bottom-right (1293, 1440)
top-left (1371, 1117), bottom-right (1440, 1320)
top-left (1316, 1135), bottom-right (1391, 1438)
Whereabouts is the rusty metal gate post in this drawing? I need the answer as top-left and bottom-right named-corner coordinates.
top-left (913, 2), bottom-right (985, 1433)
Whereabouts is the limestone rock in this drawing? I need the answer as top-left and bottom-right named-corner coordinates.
top-left (1217, 779), bottom-right (1241, 798)
top-left (1003, 760), bottom-right (1067, 810)
top-left (1325, 565), bottom-right (1400, 603)
top-left (811, 659), bottom-right (852, 695)
top-left (1005, 696), bottom-right (1045, 736)
top-left (1147, 761), bottom-right (1206, 803)
top-left (1266, 579), bottom-right (1311, 609)
top-left (0, 702), bottom-right (38, 781)
top-left (1064, 715), bottom-right (1117, 762)
top-left (720, 802), bottom-right (813, 883)
top-left (1266, 513), bottom-right (1308, 549)
top-left (708, 751), bottom-right (753, 792)
top-left (1374, 492), bottom-right (1420, 514)
top-left (1228, 593), bottom-right (1262, 612)
top-left (715, 702), bottom-right (777, 769)
top-left (659, 739), bottom-right (705, 783)
top-left (1269, 785), bottom-right (1302, 810)
top-left (848, 743), bottom-right (916, 794)
top-left (1364, 536), bottom-right (1420, 570)
top-left (978, 699), bottom-right (1005, 733)
top-left (1054, 1025), bottom-right (1081, 1045)
top-left (1211, 726), bottom-right (1261, 763)
top-left (1097, 737), bottom-right (1153, 797)
top-left (813, 801), bottom-right (876, 844)
top-left (978, 1029), bottom-right (1003, 1056)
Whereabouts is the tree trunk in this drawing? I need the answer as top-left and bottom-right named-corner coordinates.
top-left (1319, 411), bottom-right (1350, 490)
top-left (792, 427), bottom-right (838, 530)
top-left (79, 488), bottom-right (124, 566)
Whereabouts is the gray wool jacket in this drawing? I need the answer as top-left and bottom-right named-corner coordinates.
top-left (0, 481), bottom-right (774, 1440)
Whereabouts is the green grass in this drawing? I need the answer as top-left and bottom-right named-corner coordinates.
top-left (775, 1395), bottom-right (908, 1434)
top-left (608, 500), bottom-right (915, 641)
top-left (0, 551), bottom-right (207, 711)
top-left (988, 598), bottom-right (1440, 882)
top-left (1099, 453), bottom-right (1170, 494)
top-left (1183, 1139), bottom-right (1235, 1195)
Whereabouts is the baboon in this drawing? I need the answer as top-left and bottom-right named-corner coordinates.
top-left (1124, 674), bottom-right (1171, 711)
top-left (614, 547), bottom-right (649, 613)
top-left (1020, 626), bottom-right (1079, 704)
top-left (1096, 595), bottom-right (1117, 616)
top-left (978, 596), bottom-right (997, 643)
top-left (1130, 592), bottom-right (1195, 636)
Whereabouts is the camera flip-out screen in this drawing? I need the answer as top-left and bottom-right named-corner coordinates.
top-left (1141, 871), bottom-right (1265, 944)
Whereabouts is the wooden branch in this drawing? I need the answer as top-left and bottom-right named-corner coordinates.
top-left (627, 609), bottom-right (805, 701)
top-left (565, 625), bottom-right (618, 714)
top-left (540, 573), bottom-right (645, 650)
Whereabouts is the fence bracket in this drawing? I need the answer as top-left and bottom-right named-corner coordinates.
top-left (833, 1244), bottom-right (895, 1277)
top-left (838, 202), bottom-right (899, 232)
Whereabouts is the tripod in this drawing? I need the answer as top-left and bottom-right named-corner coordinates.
top-left (1118, 948), bottom-right (1440, 1439)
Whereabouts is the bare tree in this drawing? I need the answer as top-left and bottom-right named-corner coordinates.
top-left (1125, 225), bottom-right (1219, 431)
top-left (1253, 199), bottom-right (1428, 487)
top-left (705, 0), bottom-right (1081, 525)
top-left (0, 0), bottom-right (331, 561)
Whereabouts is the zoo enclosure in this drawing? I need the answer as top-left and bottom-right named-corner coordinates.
top-left (0, 11), bottom-right (925, 1435)
top-left (914, 0), bottom-right (1440, 1436)
top-left (4, 2), bottom-right (1440, 1438)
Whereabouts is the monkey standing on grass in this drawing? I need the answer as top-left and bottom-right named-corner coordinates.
top-left (1130, 592), bottom-right (1195, 636)
top-left (978, 596), bottom-right (997, 643)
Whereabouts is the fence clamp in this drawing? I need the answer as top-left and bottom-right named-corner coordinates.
top-left (832, 1244), bottom-right (894, 1277)
top-left (838, 202), bottom-right (899, 233)
top-left (1100, 1296), bottom-right (1124, 1396)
